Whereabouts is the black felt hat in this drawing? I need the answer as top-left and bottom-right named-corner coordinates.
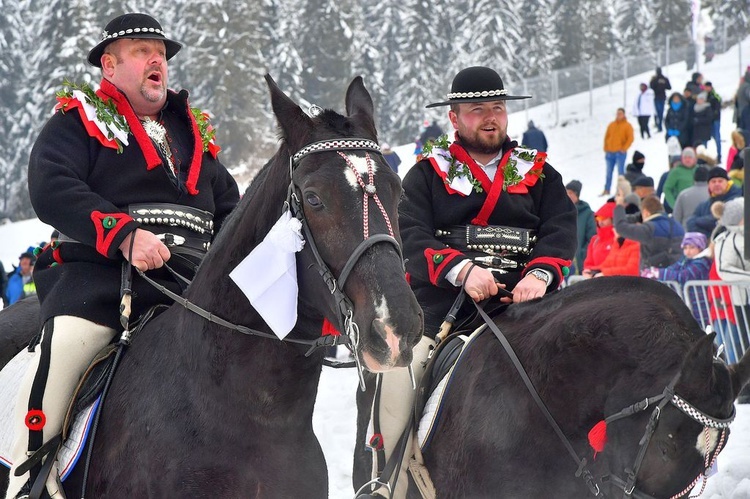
top-left (88, 13), bottom-right (182, 67)
top-left (426, 66), bottom-right (531, 108)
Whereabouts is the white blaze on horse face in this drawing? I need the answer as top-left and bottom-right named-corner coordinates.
top-left (343, 154), bottom-right (378, 190)
top-left (695, 428), bottom-right (721, 457)
top-left (375, 295), bottom-right (400, 356)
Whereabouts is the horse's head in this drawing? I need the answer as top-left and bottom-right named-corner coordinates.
top-left (265, 74), bottom-right (423, 371)
top-left (601, 333), bottom-right (749, 498)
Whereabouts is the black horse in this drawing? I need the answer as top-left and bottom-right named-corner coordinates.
top-left (355, 276), bottom-right (750, 498)
top-left (1, 75), bottom-right (423, 498)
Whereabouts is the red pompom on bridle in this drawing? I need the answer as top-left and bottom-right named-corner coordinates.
top-left (588, 420), bottom-right (608, 458)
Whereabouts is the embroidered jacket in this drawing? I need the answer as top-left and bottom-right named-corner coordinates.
top-left (399, 137), bottom-right (576, 333)
top-left (28, 78), bottom-right (239, 329)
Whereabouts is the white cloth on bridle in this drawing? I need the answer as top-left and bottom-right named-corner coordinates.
top-left (230, 210), bottom-right (305, 339)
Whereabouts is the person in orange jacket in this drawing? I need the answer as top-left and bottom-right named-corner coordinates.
top-left (602, 108), bottom-right (634, 196)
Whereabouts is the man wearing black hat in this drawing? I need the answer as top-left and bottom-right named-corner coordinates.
top-left (624, 150), bottom-right (647, 188)
top-left (686, 167), bottom-right (743, 237)
top-left (366, 67), bottom-right (576, 496)
top-left (632, 176), bottom-right (656, 200)
top-left (6, 13), bottom-right (239, 498)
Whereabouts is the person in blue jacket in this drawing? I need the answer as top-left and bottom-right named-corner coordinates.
top-left (4, 252), bottom-right (36, 306)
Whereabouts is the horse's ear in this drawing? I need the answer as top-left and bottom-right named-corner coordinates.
top-left (345, 76), bottom-right (378, 140)
top-left (265, 73), bottom-right (313, 152)
top-left (729, 343), bottom-right (750, 399)
top-left (677, 333), bottom-right (717, 394)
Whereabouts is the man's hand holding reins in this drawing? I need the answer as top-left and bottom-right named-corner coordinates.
top-left (119, 228), bottom-right (171, 272)
top-left (457, 263), bottom-right (508, 302)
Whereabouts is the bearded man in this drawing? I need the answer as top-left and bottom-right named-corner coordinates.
top-left (361, 66), bottom-right (576, 498)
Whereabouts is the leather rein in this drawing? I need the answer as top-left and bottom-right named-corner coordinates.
top-left (472, 300), bottom-right (735, 499)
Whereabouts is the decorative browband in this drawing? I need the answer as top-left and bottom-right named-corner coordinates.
top-left (292, 138), bottom-right (381, 165)
top-left (447, 89), bottom-right (508, 99)
top-left (671, 394), bottom-right (735, 429)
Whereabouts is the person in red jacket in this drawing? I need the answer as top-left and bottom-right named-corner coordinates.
top-left (595, 227), bottom-right (641, 277)
top-left (582, 201), bottom-right (616, 277)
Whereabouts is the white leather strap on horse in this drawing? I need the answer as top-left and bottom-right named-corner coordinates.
top-left (408, 440), bottom-right (436, 499)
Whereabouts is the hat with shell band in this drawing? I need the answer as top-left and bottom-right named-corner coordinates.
top-left (426, 66), bottom-right (531, 108)
top-left (88, 13), bottom-right (182, 67)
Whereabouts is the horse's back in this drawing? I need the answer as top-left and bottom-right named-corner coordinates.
top-left (0, 296), bottom-right (40, 367)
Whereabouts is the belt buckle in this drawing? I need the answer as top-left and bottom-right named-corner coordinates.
top-left (157, 233), bottom-right (186, 247)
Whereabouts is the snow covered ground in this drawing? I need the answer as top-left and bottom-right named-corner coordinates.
top-left (1, 36), bottom-right (749, 498)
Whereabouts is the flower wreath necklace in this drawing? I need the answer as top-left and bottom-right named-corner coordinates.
top-left (422, 134), bottom-right (545, 193)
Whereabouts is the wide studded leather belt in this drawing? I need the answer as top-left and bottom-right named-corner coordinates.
top-left (435, 225), bottom-right (536, 255)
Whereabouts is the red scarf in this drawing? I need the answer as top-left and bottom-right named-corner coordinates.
top-left (97, 79), bottom-right (203, 195)
top-left (448, 142), bottom-right (513, 226)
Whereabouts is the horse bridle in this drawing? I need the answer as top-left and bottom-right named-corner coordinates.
top-left (132, 138), bottom-right (403, 380)
top-left (600, 375), bottom-right (734, 499)
top-left (288, 138), bottom-right (404, 387)
top-left (473, 301), bottom-right (736, 499)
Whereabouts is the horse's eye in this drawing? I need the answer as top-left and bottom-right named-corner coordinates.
top-left (305, 192), bottom-right (323, 208)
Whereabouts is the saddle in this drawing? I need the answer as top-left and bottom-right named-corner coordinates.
top-left (415, 327), bottom-right (484, 451)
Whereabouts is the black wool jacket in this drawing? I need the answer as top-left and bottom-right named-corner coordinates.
top-left (28, 78), bottom-right (239, 329)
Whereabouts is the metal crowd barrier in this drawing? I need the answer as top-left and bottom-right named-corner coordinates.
top-left (683, 280), bottom-right (750, 364)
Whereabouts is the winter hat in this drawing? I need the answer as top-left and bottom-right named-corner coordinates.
top-left (381, 142), bottom-right (391, 150)
top-left (632, 150), bottom-right (645, 165)
top-left (426, 66), bottom-right (531, 107)
top-left (565, 180), bottom-right (582, 197)
top-left (633, 176), bottom-right (654, 188)
top-left (707, 167), bottom-right (729, 181)
top-left (697, 91), bottom-right (708, 101)
top-left (693, 166), bottom-right (710, 182)
top-left (88, 13), bottom-right (182, 67)
top-left (681, 232), bottom-right (708, 251)
top-left (595, 201), bottom-right (616, 220)
top-left (681, 147), bottom-right (697, 161)
top-left (720, 198), bottom-right (744, 227)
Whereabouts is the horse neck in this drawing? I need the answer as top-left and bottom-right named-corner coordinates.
top-left (505, 319), bottom-right (677, 427)
top-left (165, 152), bottom-right (326, 417)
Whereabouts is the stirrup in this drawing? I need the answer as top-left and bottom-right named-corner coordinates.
top-left (354, 478), bottom-right (392, 499)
